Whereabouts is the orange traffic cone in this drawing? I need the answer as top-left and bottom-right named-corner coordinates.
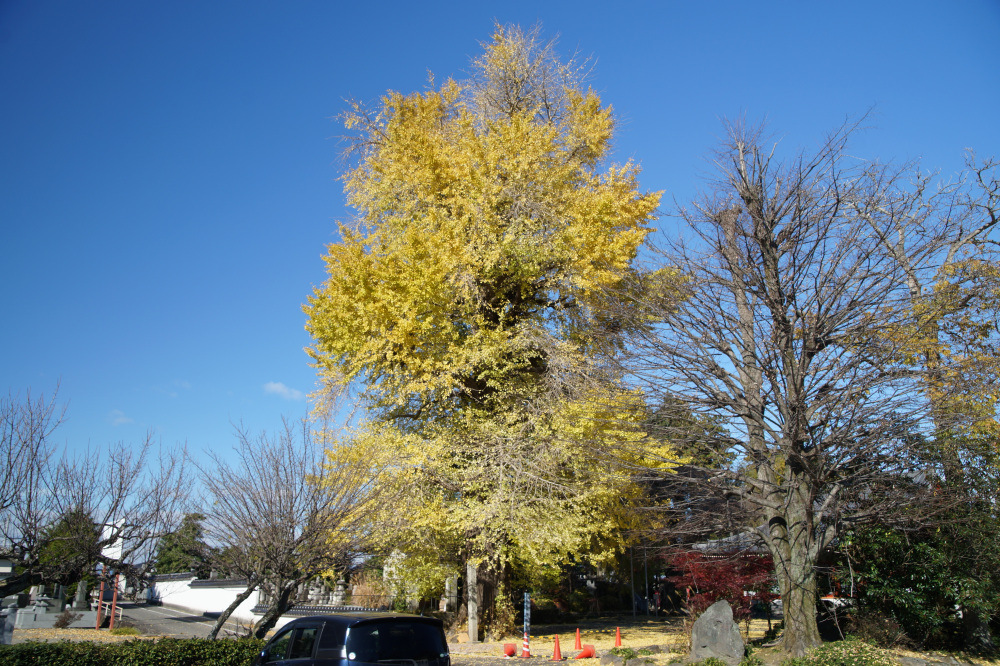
top-left (575, 645), bottom-right (596, 659)
top-left (614, 627), bottom-right (622, 647)
top-left (504, 644), bottom-right (517, 658)
top-left (574, 628), bottom-right (582, 650)
top-left (551, 635), bottom-right (564, 661)
top-left (520, 632), bottom-right (531, 658)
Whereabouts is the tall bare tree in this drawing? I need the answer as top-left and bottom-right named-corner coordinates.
top-left (849, 154), bottom-right (1000, 649)
top-left (845, 152), bottom-right (999, 649)
top-left (200, 418), bottom-right (390, 640)
top-left (851, 153), bottom-right (999, 463)
top-left (0, 388), bottom-right (61, 597)
top-left (0, 388), bottom-right (189, 598)
top-left (619, 121), bottom-right (969, 656)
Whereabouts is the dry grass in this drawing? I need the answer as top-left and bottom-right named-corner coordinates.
top-left (451, 618), bottom-right (1000, 666)
top-left (13, 627), bottom-right (156, 644)
top-left (16, 617), bottom-right (1000, 666)
top-left (454, 617), bottom-right (774, 647)
top-left (450, 616), bottom-right (778, 665)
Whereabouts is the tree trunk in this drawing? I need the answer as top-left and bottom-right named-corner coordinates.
top-left (779, 559), bottom-right (821, 658)
top-left (252, 580), bottom-right (297, 639)
top-left (765, 484), bottom-right (822, 658)
top-left (476, 559), bottom-right (514, 640)
top-left (208, 582), bottom-right (257, 639)
top-left (962, 608), bottom-right (994, 653)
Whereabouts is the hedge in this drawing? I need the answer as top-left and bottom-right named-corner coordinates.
top-left (0, 637), bottom-right (266, 666)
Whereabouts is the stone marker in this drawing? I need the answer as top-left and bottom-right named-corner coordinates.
top-left (34, 595), bottom-right (53, 614)
top-left (0, 604), bottom-right (16, 645)
top-left (689, 600), bottom-right (744, 666)
top-left (73, 582), bottom-right (89, 610)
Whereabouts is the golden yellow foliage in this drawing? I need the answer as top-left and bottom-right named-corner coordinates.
top-left (882, 257), bottom-right (1000, 439)
top-left (307, 82), bottom-right (657, 411)
top-left (305, 26), bottom-right (668, 587)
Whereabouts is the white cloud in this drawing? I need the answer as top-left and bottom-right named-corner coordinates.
top-left (263, 381), bottom-right (304, 401)
top-left (108, 409), bottom-right (133, 426)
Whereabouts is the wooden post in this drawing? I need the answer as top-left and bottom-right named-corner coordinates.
top-left (109, 573), bottom-right (120, 630)
top-left (95, 579), bottom-right (105, 629)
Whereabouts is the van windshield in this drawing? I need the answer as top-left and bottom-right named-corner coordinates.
top-left (345, 621), bottom-right (448, 664)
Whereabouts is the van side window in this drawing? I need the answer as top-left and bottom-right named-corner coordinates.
top-left (317, 620), bottom-right (346, 658)
top-left (263, 626), bottom-right (294, 663)
top-left (288, 625), bottom-right (319, 660)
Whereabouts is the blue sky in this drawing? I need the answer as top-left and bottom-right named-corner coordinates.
top-left (2, 1), bottom-right (998, 461)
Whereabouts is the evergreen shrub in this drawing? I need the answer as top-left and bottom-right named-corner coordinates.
top-left (778, 637), bottom-right (896, 666)
top-left (0, 637), bottom-right (265, 666)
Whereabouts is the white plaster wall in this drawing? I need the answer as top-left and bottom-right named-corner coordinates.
top-left (148, 577), bottom-right (196, 606)
top-left (148, 579), bottom-right (263, 624)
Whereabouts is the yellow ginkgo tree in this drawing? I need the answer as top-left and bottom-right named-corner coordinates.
top-left (305, 25), bottom-right (664, 636)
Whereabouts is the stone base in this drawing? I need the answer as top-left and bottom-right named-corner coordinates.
top-left (15, 608), bottom-right (98, 629)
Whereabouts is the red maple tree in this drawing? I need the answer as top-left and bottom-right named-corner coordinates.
top-left (666, 550), bottom-right (777, 621)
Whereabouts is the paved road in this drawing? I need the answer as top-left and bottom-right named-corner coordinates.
top-left (118, 602), bottom-right (249, 639)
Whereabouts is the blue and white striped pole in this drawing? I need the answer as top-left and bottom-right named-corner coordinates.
top-left (521, 591), bottom-right (531, 658)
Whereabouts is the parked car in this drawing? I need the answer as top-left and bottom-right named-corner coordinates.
top-left (253, 613), bottom-right (450, 666)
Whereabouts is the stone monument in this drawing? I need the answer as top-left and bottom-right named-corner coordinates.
top-left (73, 583), bottom-right (89, 610)
top-left (0, 604), bottom-right (17, 645)
top-left (689, 600), bottom-right (744, 665)
top-left (332, 579), bottom-right (347, 606)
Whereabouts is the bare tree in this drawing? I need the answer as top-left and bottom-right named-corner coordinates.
top-left (618, 121), bottom-right (967, 657)
top-left (200, 418), bottom-right (390, 640)
top-left (0, 388), bottom-right (189, 598)
top-left (0, 388), bottom-right (61, 518)
top-left (850, 153), bottom-right (999, 472)
top-left (848, 154), bottom-right (1000, 650)
top-left (59, 439), bottom-right (189, 592)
